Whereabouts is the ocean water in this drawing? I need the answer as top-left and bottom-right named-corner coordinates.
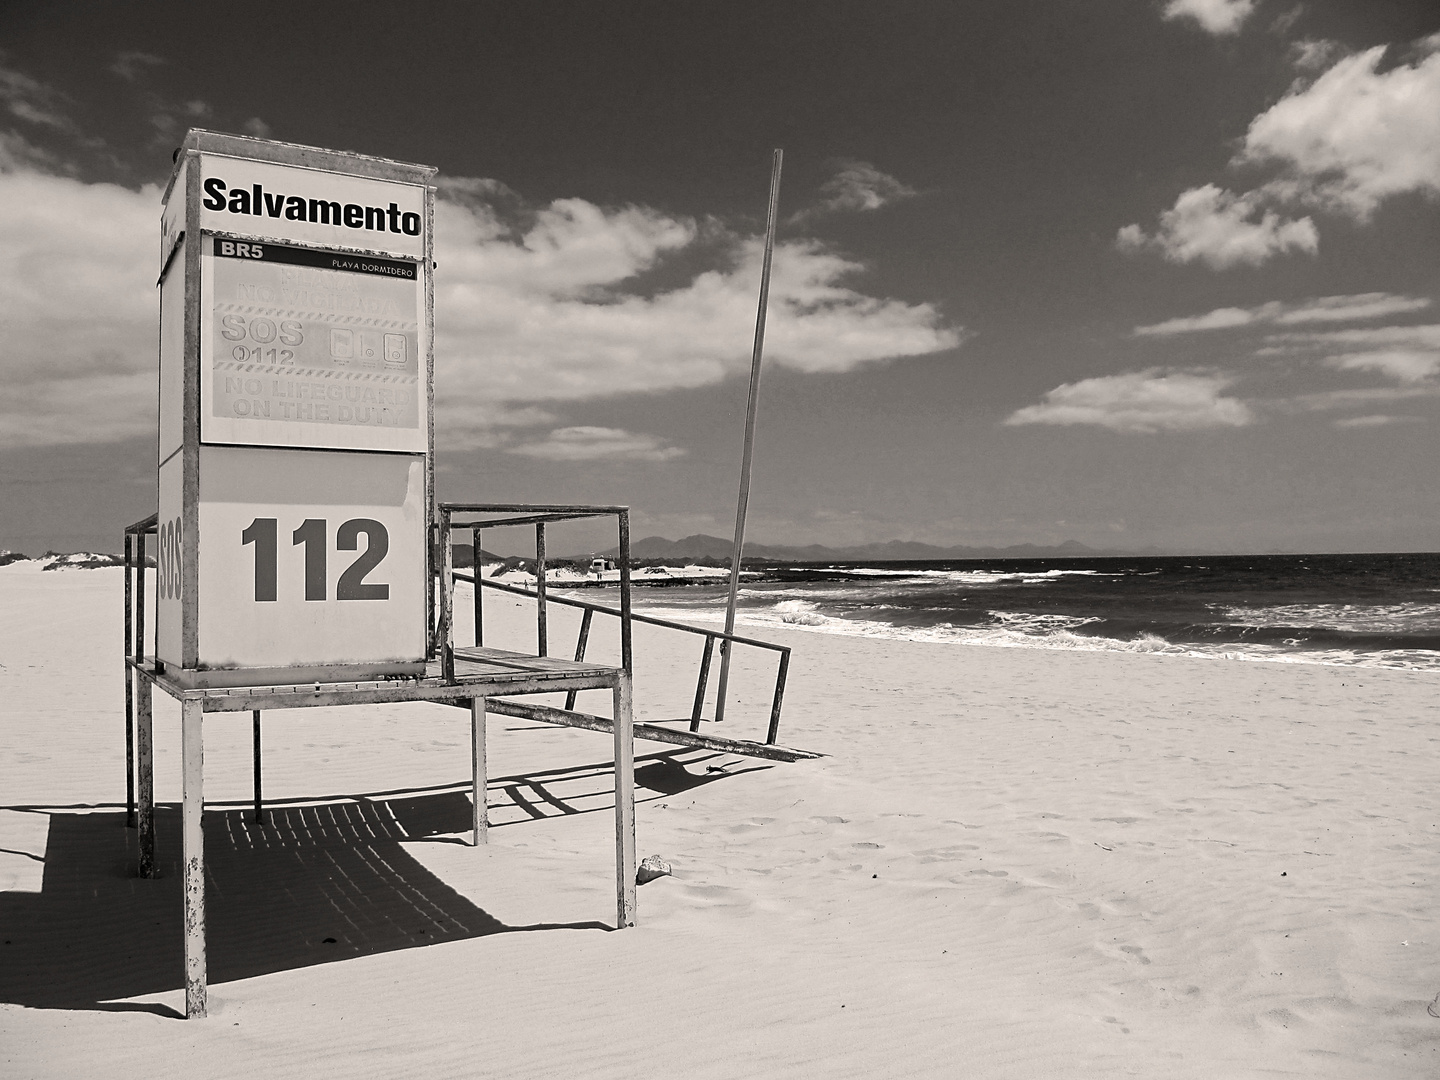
top-left (625, 553), bottom-right (1440, 671)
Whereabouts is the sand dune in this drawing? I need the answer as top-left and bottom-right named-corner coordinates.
top-left (3, 562), bottom-right (1439, 1077)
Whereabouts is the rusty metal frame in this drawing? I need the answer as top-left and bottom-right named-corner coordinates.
top-left (441, 500), bottom-right (792, 745)
top-left (122, 479), bottom-right (810, 1029)
top-left (126, 485), bottom-right (649, 1028)
top-left (123, 513), bottom-right (158, 829)
top-left (438, 503), bottom-right (632, 684)
top-left (452, 553), bottom-right (791, 752)
top-left (122, 508), bottom-right (638, 1021)
top-left (463, 574), bottom-right (793, 746)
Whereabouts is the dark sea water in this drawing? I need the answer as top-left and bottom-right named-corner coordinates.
top-left (632, 553), bottom-right (1440, 671)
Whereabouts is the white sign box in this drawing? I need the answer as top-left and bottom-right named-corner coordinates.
top-left (154, 131), bottom-right (436, 684)
top-left (196, 446), bottom-right (426, 676)
top-left (200, 235), bottom-right (426, 453)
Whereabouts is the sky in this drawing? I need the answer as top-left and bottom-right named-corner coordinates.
top-left (1, 0), bottom-right (1439, 556)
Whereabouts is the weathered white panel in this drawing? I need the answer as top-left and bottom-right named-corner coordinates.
top-left (198, 236), bottom-right (426, 453)
top-left (158, 235), bottom-right (187, 464)
top-left (160, 157), bottom-right (186, 272)
top-left (156, 452), bottom-right (184, 667)
top-left (195, 445), bottom-right (426, 671)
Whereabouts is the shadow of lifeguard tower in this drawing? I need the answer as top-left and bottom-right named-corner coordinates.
top-left (0, 747), bottom-right (764, 1016)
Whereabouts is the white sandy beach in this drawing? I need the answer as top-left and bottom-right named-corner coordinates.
top-left (3, 560), bottom-right (1439, 1078)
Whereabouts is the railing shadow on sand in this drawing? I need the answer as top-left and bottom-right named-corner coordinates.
top-left (0, 748), bottom-right (767, 1016)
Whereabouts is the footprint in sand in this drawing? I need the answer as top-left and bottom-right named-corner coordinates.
top-left (916, 845), bottom-right (979, 862)
top-left (1120, 944), bottom-right (1152, 965)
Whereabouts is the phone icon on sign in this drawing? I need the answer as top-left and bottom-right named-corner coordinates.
top-left (383, 334), bottom-right (407, 368)
top-left (330, 329), bottom-right (353, 364)
top-left (356, 331), bottom-right (381, 368)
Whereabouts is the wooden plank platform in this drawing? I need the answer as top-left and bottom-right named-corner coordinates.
top-left (451, 645), bottom-right (616, 679)
top-left (131, 647), bottom-right (624, 713)
top-left (130, 648), bottom-right (817, 761)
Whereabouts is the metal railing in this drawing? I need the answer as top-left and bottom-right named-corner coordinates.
top-left (438, 502), bottom-right (791, 745)
top-left (123, 512), bottom-right (158, 671)
top-left (121, 512), bottom-right (159, 830)
top-left (435, 503), bottom-right (632, 682)
top-left (123, 503), bottom-right (794, 750)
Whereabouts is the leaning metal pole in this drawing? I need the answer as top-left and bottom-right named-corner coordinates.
top-left (715, 149), bottom-right (783, 722)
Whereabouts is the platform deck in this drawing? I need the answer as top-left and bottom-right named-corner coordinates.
top-left (131, 646), bottom-right (624, 712)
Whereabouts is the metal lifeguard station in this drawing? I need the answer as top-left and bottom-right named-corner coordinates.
top-left (123, 130), bottom-right (638, 1020)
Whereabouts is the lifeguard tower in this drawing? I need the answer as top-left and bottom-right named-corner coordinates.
top-left (122, 131), bottom-right (809, 1019)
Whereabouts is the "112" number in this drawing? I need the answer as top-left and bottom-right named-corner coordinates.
top-left (240, 517), bottom-right (389, 602)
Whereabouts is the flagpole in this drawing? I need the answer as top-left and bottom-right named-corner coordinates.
top-left (715, 148), bottom-right (783, 722)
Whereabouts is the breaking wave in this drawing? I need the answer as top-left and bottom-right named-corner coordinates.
top-left (637, 599), bottom-right (1440, 672)
top-left (630, 552), bottom-right (1440, 672)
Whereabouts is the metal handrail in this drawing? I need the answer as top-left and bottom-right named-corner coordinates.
top-left (466, 573), bottom-right (792, 652)
top-left (452, 567), bottom-right (792, 746)
top-left (123, 514), bottom-right (158, 670)
top-left (124, 501), bottom-right (792, 747)
top-left (435, 502), bottom-right (632, 689)
top-left (122, 514), bottom-right (158, 830)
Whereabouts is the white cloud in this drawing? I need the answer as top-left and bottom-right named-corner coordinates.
top-left (1334, 414), bottom-right (1424, 428)
top-left (0, 130), bottom-right (69, 173)
top-left (433, 185), bottom-right (960, 444)
top-left (1276, 385), bottom-right (1440, 413)
top-left (1258, 378), bottom-right (1440, 427)
top-left (794, 160), bottom-right (918, 222)
top-left (1116, 184), bottom-right (1318, 269)
top-left (1273, 294), bottom-right (1433, 325)
top-left (1251, 322), bottom-right (1440, 407)
top-left (0, 166), bottom-right (159, 448)
top-left (1134, 293), bottom-right (1431, 335)
top-left (1265, 324), bottom-right (1440, 351)
top-left (1004, 369), bottom-right (1254, 433)
top-left (441, 196), bottom-right (696, 300)
top-left (1161, 0), bottom-right (1256, 36)
top-left (1289, 39), bottom-right (1344, 73)
top-left (0, 158), bottom-right (959, 450)
top-left (1326, 350), bottom-right (1440, 383)
top-left (507, 426), bottom-right (685, 462)
top-left (109, 51), bottom-right (165, 82)
top-left (1241, 38), bottom-right (1440, 219)
top-left (1134, 306), bottom-right (1258, 336)
top-left (1121, 35), bottom-right (1440, 269)
top-left (149, 98), bottom-right (211, 142)
top-left (0, 64), bottom-right (76, 133)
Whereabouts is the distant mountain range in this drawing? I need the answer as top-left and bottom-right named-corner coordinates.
top-left (602, 533), bottom-right (1144, 562)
